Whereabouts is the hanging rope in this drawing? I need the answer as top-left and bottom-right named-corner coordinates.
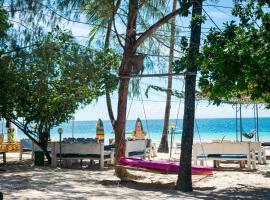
top-left (194, 101), bottom-right (208, 166)
top-left (256, 104), bottom-right (259, 141)
top-left (139, 85), bottom-right (150, 139)
top-left (169, 79), bottom-right (184, 160)
top-left (195, 101), bottom-right (203, 147)
top-left (126, 92), bottom-right (135, 120)
top-left (175, 78), bottom-right (185, 129)
top-left (169, 97), bottom-right (181, 160)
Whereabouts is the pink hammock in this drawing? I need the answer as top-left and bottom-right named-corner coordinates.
top-left (119, 157), bottom-right (213, 175)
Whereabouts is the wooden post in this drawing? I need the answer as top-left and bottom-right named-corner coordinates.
top-left (240, 161), bottom-right (245, 168)
top-left (256, 104), bottom-right (259, 141)
top-left (31, 141), bottom-right (35, 160)
top-left (258, 145), bottom-right (262, 164)
top-left (240, 104), bottom-right (243, 142)
top-left (247, 153), bottom-right (251, 169)
top-left (51, 143), bottom-right (57, 168)
top-left (3, 152), bottom-right (6, 164)
top-left (100, 142), bottom-right (104, 169)
top-left (251, 152), bottom-right (256, 169)
top-left (19, 140), bottom-right (23, 160)
top-left (236, 104), bottom-right (238, 141)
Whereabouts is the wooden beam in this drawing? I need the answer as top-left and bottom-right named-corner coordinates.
top-left (117, 72), bottom-right (195, 79)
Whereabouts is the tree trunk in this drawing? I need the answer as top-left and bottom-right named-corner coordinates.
top-left (39, 129), bottom-right (51, 164)
top-left (22, 128), bottom-right (52, 164)
top-left (105, 18), bottom-right (116, 131)
top-left (175, 0), bottom-right (203, 192)
top-left (104, 0), bottom-right (122, 132)
top-left (39, 144), bottom-right (51, 164)
top-left (158, 0), bottom-right (177, 153)
top-left (115, 0), bottom-right (138, 175)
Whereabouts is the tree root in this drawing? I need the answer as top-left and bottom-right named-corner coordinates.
top-left (115, 167), bottom-right (145, 181)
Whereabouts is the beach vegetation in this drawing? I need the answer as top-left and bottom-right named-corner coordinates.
top-left (198, 0), bottom-right (270, 106)
top-left (0, 29), bottom-right (119, 162)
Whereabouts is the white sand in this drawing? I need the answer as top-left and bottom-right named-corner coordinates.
top-left (0, 152), bottom-right (270, 200)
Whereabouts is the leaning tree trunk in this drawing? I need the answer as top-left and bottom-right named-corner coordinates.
top-left (115, 0), bottom-right (138, 179)
top-left (8, 117), bottom-right (53, 163)
top-left (114, 0), bottom-right (192, 179)
top-left (105, 18), bottom-right (116, 131)
top-left (175, 0), bottom-right (203, 192)
top-left (22, 129), bottom-right (51, 164)
top-left (104, 0), bottom-right (122, 132)
top-left (158, 0), bottom-right (177, 153)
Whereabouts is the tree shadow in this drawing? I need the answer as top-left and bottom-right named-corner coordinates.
top-left (214, 167), bottom-right (257, 172)
top-left (262, 171), bottom-right (270, 178)
top-left (1, 161), bottom-right (270, 200)
top-left (98, 179), bottom-right (270, 200)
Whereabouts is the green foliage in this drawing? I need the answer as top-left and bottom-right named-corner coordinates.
top-left (178, 0), bottom-right (192, 17)
top-left (180, 36), bottom-right (189, 51)
top-left (232, 0), bottom-right (270, 27)
top-left (0, 8), bottom-right (11, 39)
top-left (199, 18), bottom-right (270, 106)
top-left (191, 14), bottom-right (206, 26)
top-left (172, 36), bottom-right (189, 73)
top-left (173, 57), bottom-right (189, 73)
top-left (173, 0), bottom-right (270, 106)
top-left (0, 29), bottom-right (119, 145)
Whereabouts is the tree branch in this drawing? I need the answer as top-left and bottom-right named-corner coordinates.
top-left (153, 35), bottom-right (184, 54)
top-left (134, 5), bottom-right (191, 50)
top-left (113, 13), bottom-right (124, 48)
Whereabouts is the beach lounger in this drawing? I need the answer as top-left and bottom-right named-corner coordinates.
top-left (193, 142), bottom-right (256, 169)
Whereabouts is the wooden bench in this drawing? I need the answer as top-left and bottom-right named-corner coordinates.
top-left (193, 142), bottom-right (256, 169)
top-left (212, 140), bottom-right (267, 164)
top-left (51, 142), bottom-right (114, 169)
top-left (0, 151), bottom-right (6, 164)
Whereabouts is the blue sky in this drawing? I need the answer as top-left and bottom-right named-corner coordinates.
top-left (63, 1), bottom-right (270, 121)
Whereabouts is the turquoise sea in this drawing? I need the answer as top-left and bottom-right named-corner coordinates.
top-left (1, 118), bottom-right (270, 145)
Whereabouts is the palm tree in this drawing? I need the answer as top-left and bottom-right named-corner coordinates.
top-left (158, 0), bottom-right (177, 153)
top-left (175, 0), bottom-right (203, 192)
top-left (57, 0), bottom-right (121, 131)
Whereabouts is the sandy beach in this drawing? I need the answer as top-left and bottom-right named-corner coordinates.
top-left (1, 151), bottom-right (270, 200)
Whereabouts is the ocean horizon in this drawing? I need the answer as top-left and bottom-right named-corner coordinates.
top-left (1, 117), bottom-right (270, 145)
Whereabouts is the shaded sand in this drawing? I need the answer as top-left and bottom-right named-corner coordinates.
top-left (0, 152), bottom-right (270, 200)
